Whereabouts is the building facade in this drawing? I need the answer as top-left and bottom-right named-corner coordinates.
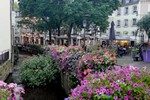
top-left (0, 0), bottom-right (14, 80)
top-left (106, 0), bottom-right (150, 45)
top-left (0, 0), bottom-right (11, 62)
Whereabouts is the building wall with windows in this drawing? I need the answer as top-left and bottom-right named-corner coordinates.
top-left (107, 0), bottom-right (150, 38)
top-left (0, 0), bottom-right (11, 60)
top-left (113, 3), bottom-right (139, 37)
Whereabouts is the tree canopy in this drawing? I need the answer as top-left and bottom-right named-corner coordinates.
top-left (19, 0), bottom-right (120, 44)
top-left (137, 13), bottom-right (150, 39)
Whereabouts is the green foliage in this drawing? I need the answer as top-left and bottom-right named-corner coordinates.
top-left (19, 55), bottom-right (59, 86)
top-left (14, 2), bottom-right (19, 11)
top-left (19, 0), bottom-right (120, 43)
top-left (22, 44), bottom-right (44, 55)
top-left (14, 46), bottom-right (19, 65)
top-left (137, 13), bottom-right (150, 38)
top-left (87, 45), bottom-right (100, 52)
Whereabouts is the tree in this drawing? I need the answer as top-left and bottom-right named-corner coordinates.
top-left (64, 0), bottom-right (120, 44)
top-left (137, 13), bottom-right (150, 41)
top-left (19, 0), bottom-right (120, 45)
top-left (19, 0), bottom-right (68, 44)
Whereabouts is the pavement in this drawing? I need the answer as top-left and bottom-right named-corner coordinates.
top-left (12, 54), bottom-right (31, 83)
top-left (117, 55), bottom-right (150, 71)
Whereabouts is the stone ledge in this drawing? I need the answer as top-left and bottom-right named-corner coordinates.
top-left (0, 60), bottom-right (12, 81)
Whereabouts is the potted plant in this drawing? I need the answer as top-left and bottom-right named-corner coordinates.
top-left (131, 46), bottom-right (140, 61)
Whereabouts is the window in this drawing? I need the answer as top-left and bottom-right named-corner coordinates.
top-left (148, 4), bottom-right (150, 12)
top-left (125, 7), bottom-right (129, 14)
top-left (116, 32), bottom-right (121, 36)
top-left (133, 6), bottom-right (137, 13)
top-left (126, 0), bottom-right (129, 4)
top-left (124, 19), bottom-right (128, 27)
top-left (117, 20), bottom-right (121, 27)
top-left (117, 8), bottom-right (121, 16)
top-left (123, 31), bottom-right (128, 35)
top-left (132, 31), bottom-right (135, 36)
top-left (132, 18), bottom-right (137, 26)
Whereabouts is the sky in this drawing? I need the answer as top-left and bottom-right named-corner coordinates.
top-left (14, 0), bottom-right (18, 2)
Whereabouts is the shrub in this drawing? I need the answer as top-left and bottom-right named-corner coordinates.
top-left (19, 55), bottom-right (59, 86)
top-left (28, 44), bottom-right (44, 55)
top-left (21, 44), bottom-right (44, 55)
top-left (68, 66), bottom-right (150, 100)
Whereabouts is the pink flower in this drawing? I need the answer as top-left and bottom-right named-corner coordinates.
top-left (8, 83), bottom-right (17, 88)
top-left (88, 88), bottom-right (92, 94)
top-left (0, 94), bottom-right (2, 98)
top-left (126, 90), bottom-right (132, 95)
top-left (133, 83), bottom-right (138, 88)
top-left (114, 96), bottom-right (118, 100)
top-left (124, 96), bottom-right (129, 100)
top-left (110, 82), bottom-right (114, 87)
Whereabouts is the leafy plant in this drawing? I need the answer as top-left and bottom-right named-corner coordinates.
top-left (19, 55), bottom-right (59, 86)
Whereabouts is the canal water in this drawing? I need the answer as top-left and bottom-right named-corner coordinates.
top-left (5, 74), bottom-right (68, 100)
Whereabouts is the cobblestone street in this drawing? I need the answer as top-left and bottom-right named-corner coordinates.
top-left (117, 55), bottom-right (150, 71)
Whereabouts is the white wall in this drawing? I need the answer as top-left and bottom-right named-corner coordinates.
top-left (0, 0), bottom-right (11, 54)
top-left (113, 4), bottom-right (139, 36)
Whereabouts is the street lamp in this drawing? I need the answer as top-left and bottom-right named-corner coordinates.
top-left (141, 31), bottom-right (144, 44)
top-left (83, 20), bottom-right (87, 51)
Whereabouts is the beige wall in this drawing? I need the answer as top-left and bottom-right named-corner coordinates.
top-left (139, 1), bottom-right (150, 18)
top-left (0, 0), bottom-right (11, 54)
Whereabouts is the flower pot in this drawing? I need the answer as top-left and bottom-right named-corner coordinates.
top-left (133, 56), bottom-right (139, 61)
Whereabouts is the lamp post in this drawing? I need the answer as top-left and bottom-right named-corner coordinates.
top-left (141, 31), bottom-right (144, 44)
top-left (83, 20), bottom-right (87, 51)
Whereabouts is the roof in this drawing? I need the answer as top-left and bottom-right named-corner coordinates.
top-left (121, 0), bottom-right (139, 6)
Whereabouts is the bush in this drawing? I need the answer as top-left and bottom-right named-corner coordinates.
top-left (68, 66), bottom-right (150, 100)
top-left (21, 44), bottom-right (44, 55)
top-left (19, 55), bottom-right (59, 86)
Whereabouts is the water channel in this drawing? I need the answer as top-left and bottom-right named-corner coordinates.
top-left (5, 53), bottom-right (68, 100)
top-left (5, 73), bottom-right (68, 100)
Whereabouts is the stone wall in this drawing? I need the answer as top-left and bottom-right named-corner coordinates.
top-left (0, 60), bottom-right (12, 81)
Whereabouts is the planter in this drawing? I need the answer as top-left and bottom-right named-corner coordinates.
top-left (133, 56), bottom-right (139, 61)
top-left (60, 72), bottom-right (71, 95)
top-left (142, 48), bottom-right (150, 62)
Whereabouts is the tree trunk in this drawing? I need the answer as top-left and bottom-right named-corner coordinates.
top-left (68, 23), bottom-right (73, 46)
top-left (48, 28), bottom-right (52, 45)
top-left (58, 26), bottom-right (61, 45)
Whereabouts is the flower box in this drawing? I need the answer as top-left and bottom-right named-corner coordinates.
top-left (142, 48), bottom-right (150, 62)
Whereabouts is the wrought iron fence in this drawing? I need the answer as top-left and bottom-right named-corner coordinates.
top-left (0, 50), bottom-right (9, 65)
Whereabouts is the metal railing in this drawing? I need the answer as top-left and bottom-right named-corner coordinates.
top-left (0, 50), bottom-right (9, 65)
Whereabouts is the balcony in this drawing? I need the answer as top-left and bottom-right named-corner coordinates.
top-left (0, 51), bottom-right (9, 65)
